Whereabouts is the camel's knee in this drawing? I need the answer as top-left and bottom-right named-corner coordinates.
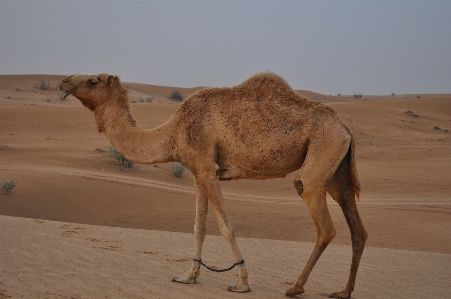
top-left (352, 227), bottom-right (368, 246)
top-left (343, 206), bottom-right (368, 246)
top-left (363, 229), bottom-right (368, 243)
top-left (218, 224), bottom-right (235, 243)
top-left (194, 221), bottom-right (207, 236)
top-left (317, 229), bottom-right (336, 250)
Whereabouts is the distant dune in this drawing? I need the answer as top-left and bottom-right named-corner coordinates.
top-left (1, 75), bottom-right (450, 298)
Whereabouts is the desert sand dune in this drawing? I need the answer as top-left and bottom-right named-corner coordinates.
top-left (1, 75), bottom-right (450, 298)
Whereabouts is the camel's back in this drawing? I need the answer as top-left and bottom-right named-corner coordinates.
top-left (176, 72), bottom-right (328, 126)
top-left (174, 72), bottom-right (343, 179)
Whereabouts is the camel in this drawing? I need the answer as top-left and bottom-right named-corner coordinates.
top-left (58, 72), bottom-right (367, 298)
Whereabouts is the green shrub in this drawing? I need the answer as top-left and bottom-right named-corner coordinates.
top-left (353, 93), bottom-right (363, 99)
top-left (172, 162), bottom-right (185, 177)
top-left (37, 81), bottom-right (50, 90)
top-left (1, 180), bottom-right (17, 194)
top-left (139, 97), bottom-right (154, 103)
top-left (109, 146), bottom-right (133, 168)
top-left (168, 90), bottom-right (183, 102)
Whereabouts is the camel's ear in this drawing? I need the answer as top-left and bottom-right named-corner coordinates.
top-left (107, 75), bottom-right (114, 86)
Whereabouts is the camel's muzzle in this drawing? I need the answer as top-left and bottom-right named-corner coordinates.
top-left (58, 82), bottom-right (74, 99)
top-left (61, 89), bottom-right (74, 99)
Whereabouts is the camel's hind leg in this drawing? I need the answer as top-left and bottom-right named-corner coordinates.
top-left (327, 151), bottom-right (368, 299)
top-left (286, 132), bottom-right (351, 297)
top-left (285, 186), bottom-right (336, 297)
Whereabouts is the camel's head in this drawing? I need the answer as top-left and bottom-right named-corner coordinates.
top-left (58, 73), bottom-right (123, 111)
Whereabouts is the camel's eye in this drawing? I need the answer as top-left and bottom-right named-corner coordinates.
top-left (88, 78), bottom-right (98, 85)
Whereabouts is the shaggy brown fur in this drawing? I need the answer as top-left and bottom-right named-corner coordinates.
top-left (59, 72), bottom-right (367, 298)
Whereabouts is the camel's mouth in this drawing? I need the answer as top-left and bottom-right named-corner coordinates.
top-left (62, 88), bottom-right (74, 100)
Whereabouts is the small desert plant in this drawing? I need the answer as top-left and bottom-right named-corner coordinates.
top-left (1, 180), bottom-right (18, 194)
top-left (139, 97), bottom-right (154, 103)
top-left (109, 146), bottom-right (133, 168)
top-left (168, 90), bottom-right (183, 102)
top-left (391, 93), bottom-right (395, 96)
top-left (123, 83), bottom-right (130, 89)
top-left (337, 93), bottom-right (341, 96)
top-left (353, 93), bottom-right (363, 99)
top-left (172, 162), bottom-right (185, 177)
top-left (37, 81), bottom-right (50, 90)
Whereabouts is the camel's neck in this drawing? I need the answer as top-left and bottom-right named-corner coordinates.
top-left (94, 95), bottom-right (177, 164)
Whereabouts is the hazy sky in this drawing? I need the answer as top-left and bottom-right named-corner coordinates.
top-left (1, 0), bottom-right (450, 95)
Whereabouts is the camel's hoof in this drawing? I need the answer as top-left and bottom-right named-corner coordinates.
top-left (172, 276), bottom-right (197, 284)
top-left (329, 291), bottom-right (351, 299)
top-left (227, 283), bottom-right (250, 293)
top-left (285, 286), bottom-right (304, 297)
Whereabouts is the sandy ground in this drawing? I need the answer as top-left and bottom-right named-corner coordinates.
top-left (1, 215), bottom-right (451, 299)
top-left (1, 75), bottom-right (451, 298)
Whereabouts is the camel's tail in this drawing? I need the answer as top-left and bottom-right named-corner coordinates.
top-left (345, 126), bottom-right (361, 200)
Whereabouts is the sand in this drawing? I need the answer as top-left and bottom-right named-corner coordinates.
top-left (1, 215), bottom-right (451, 299)
top-left (1, 75), bottom-right (450, 298)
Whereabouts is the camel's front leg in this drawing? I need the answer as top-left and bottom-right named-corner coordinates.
top-left (198, 168), bottom-right (250, 293)
top-left (172, 176), bottom-right (208, 284)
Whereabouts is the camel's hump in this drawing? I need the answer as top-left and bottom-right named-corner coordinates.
top-left (239, 72), bottom-right (292, 90)
top-left (188, 72), bottom-right (296, 102)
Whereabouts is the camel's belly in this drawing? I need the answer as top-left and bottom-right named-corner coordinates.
top-left (218, 165), bottom-right (297, 181)
top-left (216, 148), bottom-right (307, 181)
